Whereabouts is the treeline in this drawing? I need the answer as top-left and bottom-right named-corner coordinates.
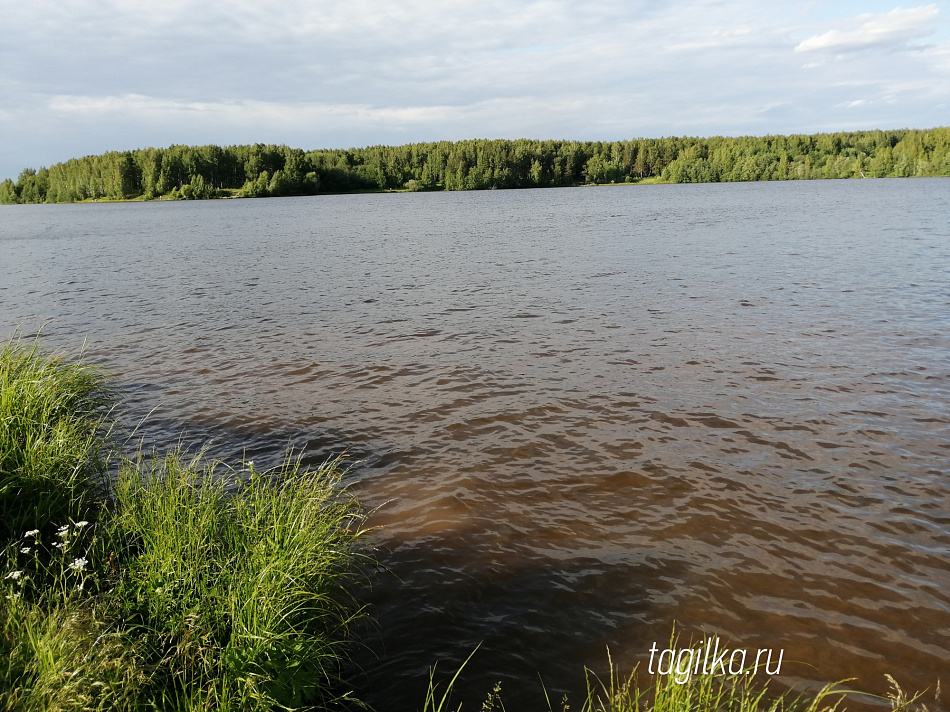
top-left (2, 127), bottom-right (948, 204)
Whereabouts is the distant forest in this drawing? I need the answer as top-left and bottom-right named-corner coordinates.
top-left (2, 127), bottom-right (948, 204)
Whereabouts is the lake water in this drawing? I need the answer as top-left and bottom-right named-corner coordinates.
top-left (1, 179), bottom-right (948, 710)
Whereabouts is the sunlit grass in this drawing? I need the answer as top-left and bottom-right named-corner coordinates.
top-left (103, 451), bottom-right (367, 710)
top-left (0, 334), bottom-right (112, 542)
top-left (577, 649), bottom-right (934, 712)
top-left (1, 335), bottom-right (367, 711)
top-left (424, 642), bottom-right (936, 712)
top-left (578, 648), bottom-right (833, 712)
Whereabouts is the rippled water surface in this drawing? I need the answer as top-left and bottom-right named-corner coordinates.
top-left (2, 179), bottom-right (948, 710)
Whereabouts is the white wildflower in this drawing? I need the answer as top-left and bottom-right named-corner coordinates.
top-left (56, 525), bottom-right (69, 537)
top-left (24, 529), bottom-right (39, 538)
top-left (74, 521), bottom-right (89, 529)
top-left (69, 557), bottom-right (88, 571)
top-left (20, 547), bottom-right (31, 554)
top-left (53, 542), bottom-right (65, 549)
top-left (5, 570), bottom-right (23, 580)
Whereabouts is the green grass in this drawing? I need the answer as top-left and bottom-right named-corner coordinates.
top-left (423, 641), bottom-right (935, 712)
top-left (0, 334), bottom-right (112, 542)
top-left (577, 651), bottom-right (840, 712)
top-left (575, 647), bottom-right (934, 712)
top-left (1, 336), bottom-right (367, 711)
top-left (102, 452), bottom-right (366, 710)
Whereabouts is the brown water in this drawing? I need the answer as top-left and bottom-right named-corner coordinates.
top-left (1, 179), bottom-right (948, 710)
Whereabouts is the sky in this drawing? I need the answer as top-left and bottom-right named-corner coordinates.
top-left (1, 0), bottom-right (948, 181)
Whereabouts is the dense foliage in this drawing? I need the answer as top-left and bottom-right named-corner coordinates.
top-left (1, 338), bottom-right (366, 711)
top-left (2, 127), bottom-right (948, 204)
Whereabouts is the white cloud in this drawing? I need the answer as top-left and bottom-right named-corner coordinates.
top-left (795, 5), bottom-right (940, 53)
top-left (666, 25), bottom-right (757, 52)
top-left (2, 1), bottom-right (949, 181)
top-left (46, 93), bottom-right (458, 128)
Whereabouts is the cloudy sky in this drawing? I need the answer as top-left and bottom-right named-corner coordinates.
top-left (1, 0), bottom-right (948, 181)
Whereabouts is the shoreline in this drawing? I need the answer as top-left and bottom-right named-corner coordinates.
top-left (3, 128), bottom-right (947, 204)
top-left (7, 172), bottom-right (944, 207)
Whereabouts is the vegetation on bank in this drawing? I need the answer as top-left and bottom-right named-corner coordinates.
top-left (422, 643), bottom-right (934, 712)
top-left (1, 127), bottom-right (948, 204)
top-left (0, 337), bottom-right (366, 711)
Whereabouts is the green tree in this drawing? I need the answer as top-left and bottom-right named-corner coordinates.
top-left (0, 179), bottom-right (17, 204)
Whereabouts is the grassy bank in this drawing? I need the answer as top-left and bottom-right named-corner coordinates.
top-left (0, 336), bottom-right (366, 711)
top-left (0, 338), bottom-right (112, 543)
